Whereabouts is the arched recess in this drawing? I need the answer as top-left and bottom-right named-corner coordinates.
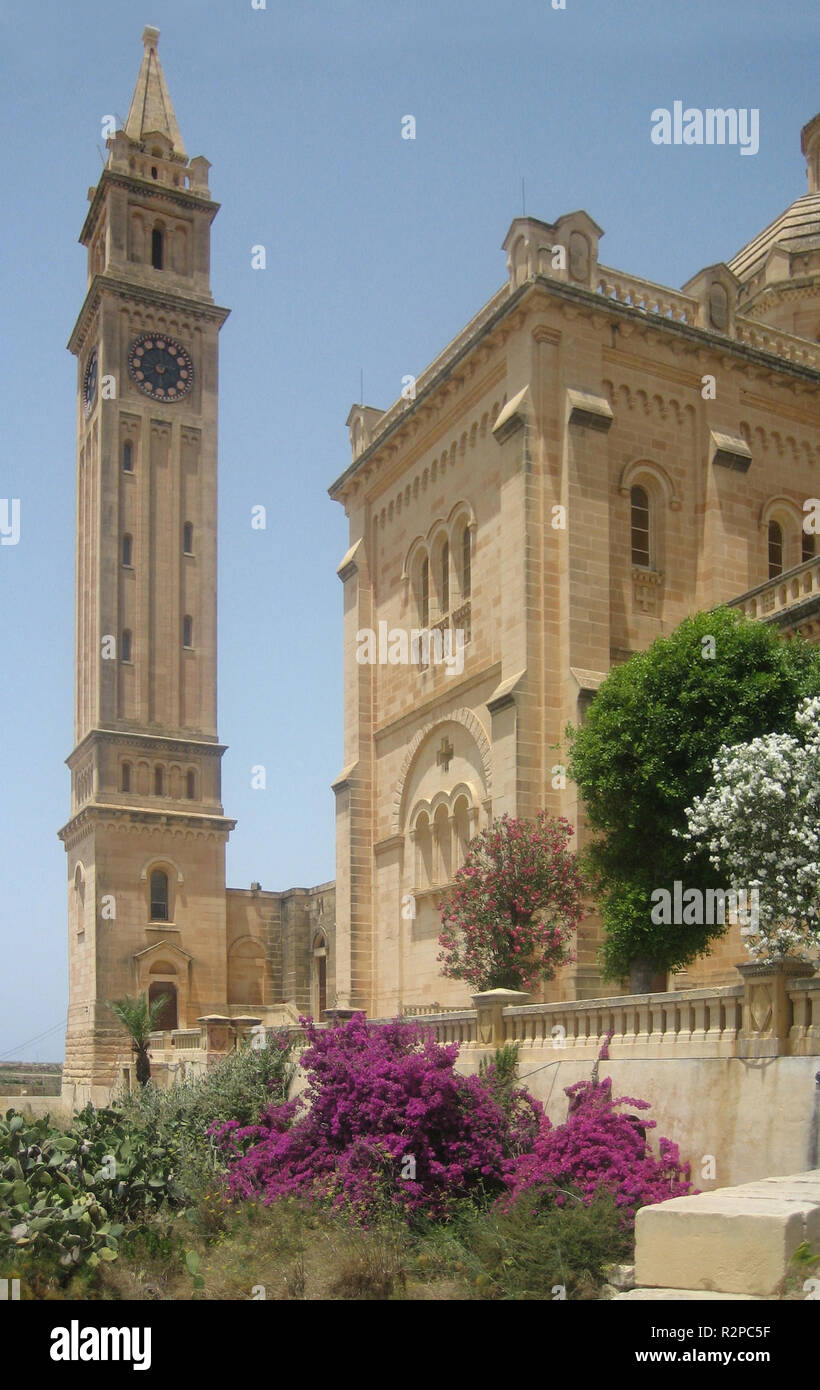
top-left (149, 968), bottom-right (178, 1031)
top-left (760, 496), bottom-right (805, 575)
top-left (392, 707), bottom-right (492, 836)
top-left (139, 857), bottom-right (184, 925)
top-left (227, 936), bottom-right (266, 1007)
top-left (73, 862), bottom-right (87, 934)
top-left (429, 527), bottom-right (450, 619)
top-left (312, 931), bottom-right (327, 1020)
top-left (618, 459), bottom-right (677, 581)
top-left (402, 534), bottom-right (429, 585)
top-left (617, 458), bottom-right (681, 513)
top-left (410, 808), bottom-right (434, 890)
top-left (133, 940), bottom-right (192, 1030)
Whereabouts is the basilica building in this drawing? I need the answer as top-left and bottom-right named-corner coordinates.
top-left (329, 117), bottom-right (820, 1015)
top-left (59, 29), bottom-right (819, 1099)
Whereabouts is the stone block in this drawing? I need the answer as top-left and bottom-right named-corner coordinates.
top-left (635, 1173), bottom-right (820, 1296)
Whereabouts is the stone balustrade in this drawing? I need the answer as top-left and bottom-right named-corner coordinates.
top-left (727, 554), bottom-right (820, 623)
top-left (734, 314), bottom-right (819, 368)
top-left (139, 970), bottom-right (818, 1080)
top-left (400, 971), bottom-right (817, 1060)
top-left (595, 266), bottom-right (698, 325)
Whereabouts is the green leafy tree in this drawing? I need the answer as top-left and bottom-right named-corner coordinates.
top-left (566, 608), bottom-right (820, 982)
top-left (107, 991), bottom-right (170, 1086)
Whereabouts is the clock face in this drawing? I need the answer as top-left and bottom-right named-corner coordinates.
top-left (127, 333), bottom-right (194, 402)
top-left (82, 348), bottom-right (98, 415)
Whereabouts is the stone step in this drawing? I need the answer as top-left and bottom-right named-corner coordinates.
top-left (634, 1169), bottom-right (820, 1297)
top-left (615, 1288), bottom-right (764, 1301)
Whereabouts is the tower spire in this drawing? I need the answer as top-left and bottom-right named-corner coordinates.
top-left (124, 26), bottom-right (187, 159)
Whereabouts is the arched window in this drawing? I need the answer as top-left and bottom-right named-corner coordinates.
top-left (440, 540), bottom-right (449, 614)
top-left (149, 869), bottom-right (169, 921)
top-left (414, 812), bottom-right (433, 890)
top-left (420, 557), bottom-right (429, 628)
top-left (768, 520), bottom-right (783, 579)
top-left (186, 770), bottom-right (196, 800)
top-left (631, 486), bottom-right (651, 567)
top-left (121, 762), bottom-right (132, 793)
top-left (434, 805), bottom-right (451, 884)
top-left (461, 524), bottom-right (471, 599)
top-left (151, 227), bottom-right (164, 269)
top-left (802, 530), bottom-right (816, 565)
top-left (121, 629), bottom-right (132, 662)
top-left (154, 766), bottom-right (164, 796)
top-left (74, 864), bottom-right (85, 908)
top-left (123, 441), bottom-right (133, 472)
top-left (183, 615), bottom-right (193, 648)
top-left (453, 795), bottom-right (471, 870)
top-left (122, 533), bottom-right (133, 567)
top-left (183, 522), bottom-right (194, 554)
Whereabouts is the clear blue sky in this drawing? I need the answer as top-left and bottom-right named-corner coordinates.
top-left (0, 0), bottom-right (816, 1061)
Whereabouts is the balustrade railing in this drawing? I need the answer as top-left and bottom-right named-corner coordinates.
top-left (595, 266), bottom-right (698, 325)
top-left (727, 555), bottom-right (820, 623)
top-left (144, 973), bottom-right (818, 1068)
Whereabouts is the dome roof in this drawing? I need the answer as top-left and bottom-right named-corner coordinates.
top-left (728, 192), bottom-right (820, 283)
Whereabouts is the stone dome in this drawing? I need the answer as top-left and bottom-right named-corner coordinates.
top-left (726, 114), bottom-right (820, 339)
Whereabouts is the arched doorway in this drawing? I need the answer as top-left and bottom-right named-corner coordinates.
top-left (148, 979), bottom-right (178, 1031)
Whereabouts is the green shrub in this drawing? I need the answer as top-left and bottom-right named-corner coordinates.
top-left (0, 1039), bottom-right (296, 1277)
top-left (414, 1188), bottom-right (630, 1299)
top-left (113, 1033), bottom-right (297, 1196)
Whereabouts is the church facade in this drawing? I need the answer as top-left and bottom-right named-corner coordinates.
top-left (329, 117), bottom-right (820, 1016)
top-left (59, 30), bottom-right (819, 1099)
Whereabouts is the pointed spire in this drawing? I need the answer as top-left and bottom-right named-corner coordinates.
top-left (124, 27), bottom-right (187, 159)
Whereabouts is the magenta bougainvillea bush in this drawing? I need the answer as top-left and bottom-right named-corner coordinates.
top-left (437, 811), bottom-right (585, 991)
top-left (211, 1018), bottom-right (692, 1224)
top-left (501, 1042), bottom-right (693, 1224)
top-left (211, 1015), bottom-right (541, 1218)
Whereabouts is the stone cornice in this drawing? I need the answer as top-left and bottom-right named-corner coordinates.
top-left (66, 728), bottom-right (226, 768)
top-left (68, 274), bottom-right (230, 355)
top-left (329, 273), bottom-right (819, 507)
top-left (79, 169), bottom-right (219, 246)
top-left (57, 803), bottom-right (236, 847)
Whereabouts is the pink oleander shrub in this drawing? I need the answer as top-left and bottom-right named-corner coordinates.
top-left (501, 1037), bottom-right (694, 1225)
top-left (210, 1015), bottom-right (542, 1219)
top-left (437, 811), bottom-right (585, 992)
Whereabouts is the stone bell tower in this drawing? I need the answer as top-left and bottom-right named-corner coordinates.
top-left (59, 28), bottom-right (234, 1103)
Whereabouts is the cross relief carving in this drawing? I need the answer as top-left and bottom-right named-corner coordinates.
top-left (436, 736), bottom-right (454, 773)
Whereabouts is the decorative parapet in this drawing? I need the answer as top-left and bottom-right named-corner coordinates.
top-left (734, 315), bottom-right (819, 369)
top-left (399, 981), bottom-right (819, 1059)
top-left (737, 959), bottom-right (816, 1058)
top-left (726, 554), bottom-right (820, 627)
top-left (141, 977), bottom-right (818, 1074)
top-left (789, 976), bottom-right (820, 1056)
top-left (472, 989), bottom-right (531, 1046)
top-left (595, 266), bottom-right (698, 325)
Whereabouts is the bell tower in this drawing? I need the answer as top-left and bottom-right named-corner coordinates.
top-left (59, 28), bottom-right (234, 1103)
